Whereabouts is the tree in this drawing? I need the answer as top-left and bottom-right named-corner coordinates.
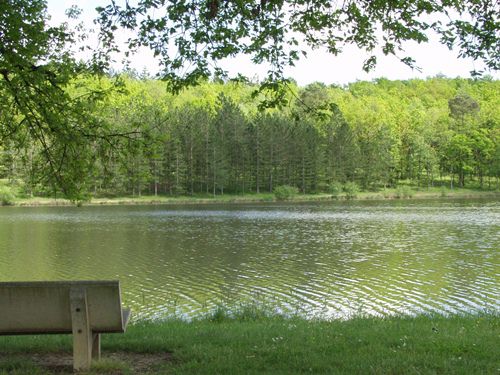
top-left (97, 0), bottom-right (499, 92)
top-left (448, 93), bottom-right (480, 128)
top-left (445, 133), bottom-right (473, 188)
top-left (325, 105), bottom-right (358, 185)
top-left (0, 0), bottom-right (138, 200)
top-left (469, 127), bottom-right (494, 187)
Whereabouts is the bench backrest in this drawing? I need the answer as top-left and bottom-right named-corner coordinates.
top-left (0, 280), bottom-right (126, 335)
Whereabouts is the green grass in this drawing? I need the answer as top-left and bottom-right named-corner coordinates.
top-left (1, 313), bottom-right (498, 374)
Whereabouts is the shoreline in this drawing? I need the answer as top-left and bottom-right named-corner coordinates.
top-left (6, 188), bottom-right (500, 207)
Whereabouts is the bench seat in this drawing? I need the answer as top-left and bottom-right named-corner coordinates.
top-left (0, 280), bottom-right (131, 370)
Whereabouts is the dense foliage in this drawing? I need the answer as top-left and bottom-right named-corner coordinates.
top-left (1, 1), bottom-right (498, 198)
top-left (0, 0), bottom-right (137, 199)
top-left (1, 76), bottom-right (498, 198)
top-left (97, 0), bottom-right (500, 91)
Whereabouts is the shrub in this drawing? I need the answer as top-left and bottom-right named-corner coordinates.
top-left (0, 186), bottom-right (15, 206)
top-left (343, 182), bottom-right (359, 199)
top-left (404, 186), bottom-right (415, 198)
top-left (317, 182), bottom-right (330, 193)
top-left (329, 182), bottom-right (343, 198)
top-left (440, 186), bottom-right (447, 197)
top-left (274, 185), bottom-right (299, 201)
top-left (396, 185), bottom-right (414, 198)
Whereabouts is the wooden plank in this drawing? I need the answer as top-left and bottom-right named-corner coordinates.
top-left (122, 308), bottom-right (132, 331)
top-left (92, 333), bottom-right (101, 360)
top-left (0, 280), bottom-right (120, 288)
top-left (70, 288), bottom-right (92, 371)
top-left (0, 280), bottom-right (131, 371)
top-left (0, 281), bottom-right (126, 334)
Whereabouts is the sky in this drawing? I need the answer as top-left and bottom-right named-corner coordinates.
top-left (47, 0), bottom-right (498, 86)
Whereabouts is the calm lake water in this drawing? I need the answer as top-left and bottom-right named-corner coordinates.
top-left (0, 199), bottom-right (498, 320)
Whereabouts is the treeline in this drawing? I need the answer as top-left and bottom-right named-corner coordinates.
top-left (1, 76), bottom-right (499, 198)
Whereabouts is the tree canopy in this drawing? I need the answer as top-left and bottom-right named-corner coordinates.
top-left (0, 0), bottom-right (135, 198)
top-left (96, 0), bottom-right (499, 89)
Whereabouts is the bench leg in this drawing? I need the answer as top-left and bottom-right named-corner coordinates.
top-left (92, 333), bottom-right (101, 360)
top-left (70, 288), bottom-right (92, 371)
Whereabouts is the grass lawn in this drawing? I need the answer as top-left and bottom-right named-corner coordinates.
top-left (0, 314), bottom-right (498, 374)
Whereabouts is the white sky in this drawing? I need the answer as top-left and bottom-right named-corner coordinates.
top-left (47, 0), bottom-right (498, 86)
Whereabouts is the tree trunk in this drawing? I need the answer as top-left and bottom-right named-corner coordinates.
top-left (302, 156), bottom-right (306, 194)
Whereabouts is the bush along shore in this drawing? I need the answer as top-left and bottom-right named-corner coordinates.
top-left (1, 185), bottom-right (499, 207)
top-left (0, 312), bottom-right (498, 374)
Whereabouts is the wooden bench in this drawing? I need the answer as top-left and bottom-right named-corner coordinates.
top-left (0, 280), bottom-right (131, 371)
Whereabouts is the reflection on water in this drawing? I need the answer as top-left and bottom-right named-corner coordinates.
top-left (0, 199), bottom-right (498, 320)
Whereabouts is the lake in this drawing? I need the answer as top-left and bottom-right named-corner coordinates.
top-left (0, 199), bottom-right (498, 320)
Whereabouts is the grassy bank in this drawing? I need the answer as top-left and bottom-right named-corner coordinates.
top-left (2, 186), bottom-right (499, 207)
top-left (0, 313), bottom-right (498, 374)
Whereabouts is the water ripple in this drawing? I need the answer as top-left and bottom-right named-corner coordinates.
top-left (0, 199), bottom-right (498, 320)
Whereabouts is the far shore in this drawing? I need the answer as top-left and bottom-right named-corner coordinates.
top-left (4, 187), bottom-right (500, 207)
